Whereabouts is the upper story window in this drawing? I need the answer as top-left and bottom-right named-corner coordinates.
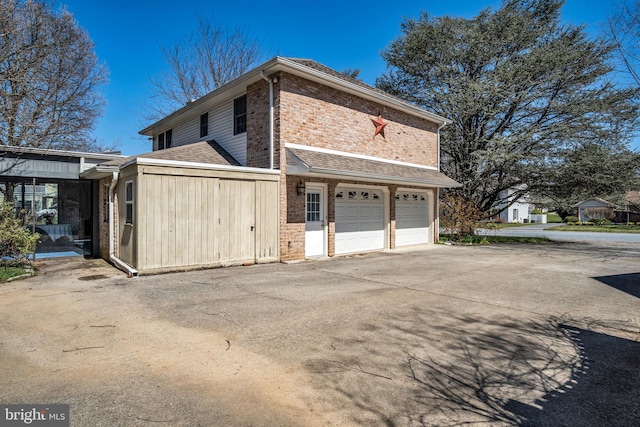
top-left (157, 129), bottom-right (173, 150)
top-left (234, 95), bottom-right (247, 135)
top-left (200, 112), bottom-right (209, 138)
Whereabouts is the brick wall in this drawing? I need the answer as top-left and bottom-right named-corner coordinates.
top-left (98, 177), bottom-right (110, 260)
top-left (246, 79), bottom-right (270, 169)
top-left (246, 74), bottom-right (282, 169)
top-left (279, 72), bottom-right (439, 168)
top-left (271, 72), bottom-right (442, 261)
top-left (97, 176), bottom-right (119, 261)
top-left (279, 177), bottom-right (305, 261)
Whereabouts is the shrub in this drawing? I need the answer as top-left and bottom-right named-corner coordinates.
top-left (440, 194), bottom-right (482, 242)
top-left (564, 216), bottom-right (579, 223)
top-left (0, 202), bottom-right (39, 261)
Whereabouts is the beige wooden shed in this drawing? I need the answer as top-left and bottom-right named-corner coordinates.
top-left (84, 141), bottom-right (280, 275)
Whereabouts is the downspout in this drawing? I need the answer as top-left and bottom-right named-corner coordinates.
top-left (109, 171), bottom-right (138, 278)
top-left (260, 70), bottom-right (274, 169)
top-left (435, 121), bottom-right (447, 243)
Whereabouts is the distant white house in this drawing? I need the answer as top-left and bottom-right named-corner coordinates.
top-left (496, 189), bottom-right (534, 223)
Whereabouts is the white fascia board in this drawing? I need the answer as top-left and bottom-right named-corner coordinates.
top-left (125, 157), bottom-right (281, 175)
top-left (285, 143), bottom-right (439, 171)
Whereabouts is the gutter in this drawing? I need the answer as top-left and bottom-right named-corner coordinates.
top-left (260, 70), bottom-right (275, 169)
top-left (108, 171), bottom-right (138, 278)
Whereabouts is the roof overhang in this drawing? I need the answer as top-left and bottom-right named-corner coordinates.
top-left (81, 156), bottom-right (281, 180)
top-left (122, 157), bottom-right (281, 176)
top-left (140, 56), bottom-right (452, 136)
top-left (0, 144), bottom-right (123, 161)
top-left (79, 164), bottom-right (120, 179)
top-left (286, 144), bottom-right (461, 188)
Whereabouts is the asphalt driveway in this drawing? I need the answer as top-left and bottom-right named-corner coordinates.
top-left (1, 242), bottom-right (639, 426)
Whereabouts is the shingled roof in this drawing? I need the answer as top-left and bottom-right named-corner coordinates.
top-left (287, 146), bottom-right (461, 188)
top-left (286, 58), bottom-right (394, 97)
top-left (103, 140), bottom-right (240, 167)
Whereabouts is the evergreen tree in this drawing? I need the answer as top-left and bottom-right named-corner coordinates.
top-left (378, 0), bottom-right (639, 216)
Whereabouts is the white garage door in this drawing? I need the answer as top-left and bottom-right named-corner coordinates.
top-left (396, 191), bottom-right (430, 246)
top-left (335, 188), bottom-right (384, 255)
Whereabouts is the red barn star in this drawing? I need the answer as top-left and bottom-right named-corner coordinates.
top-left (371, 114), bottom-right (388, 140)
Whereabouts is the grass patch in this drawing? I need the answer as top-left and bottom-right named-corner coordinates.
top-left (0, 263), bottom-right (28, 282)
top-left (546, 212), bottom-right (563, 223)
top-left (440, 234), bottom-right (550, 244)
top-left (478, 221), bottom-right (552, 230)
top-left (553, 225), bottom-right (640, 234)
top-left (478, 222), bottom-right (535, 229)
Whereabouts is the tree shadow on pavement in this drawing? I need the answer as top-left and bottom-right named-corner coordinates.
top-left (304, 306), bottom-right (640, 426)
top-left (504, 325), bottom-right (640, 426)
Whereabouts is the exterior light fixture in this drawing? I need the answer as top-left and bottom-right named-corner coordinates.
top-left (296, 180), bottom-right (306, 196)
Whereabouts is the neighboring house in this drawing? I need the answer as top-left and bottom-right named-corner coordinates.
top-left (625, 191), bottom-right (640, 211)
top-left (614, 191), bottom-right (640, 223)
top-left (574, 198), bottom-right (617, 223)
top-left (81, 56), bottom-right (460, 275)
top-left (495, 189), bottom-right (533, 223)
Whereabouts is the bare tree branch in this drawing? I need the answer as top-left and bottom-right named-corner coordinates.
top-left (607, 0), bottom-right (640, 87)
top-left (145, 16), bottom-right (267, 121)
top-left (0, 0), bottom-right (108, 151)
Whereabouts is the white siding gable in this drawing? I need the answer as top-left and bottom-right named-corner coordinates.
top-left (163, 97), bottom-right (248, 165)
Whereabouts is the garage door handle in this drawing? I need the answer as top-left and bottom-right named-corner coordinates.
top-left (251, 226), bottom-right (254, 231)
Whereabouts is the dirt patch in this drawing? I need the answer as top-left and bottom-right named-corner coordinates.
top-left (77, 274), bottom-right (109, 281)
top-left (0, 259), bottom-right (333, 426)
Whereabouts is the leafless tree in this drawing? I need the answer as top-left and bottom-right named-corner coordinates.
top-left (608, 0), bottom-right (640, 87)
top-left (147, 17), bottom-right (267, 120)
top-left (0, 0), bottom-right (108, 151)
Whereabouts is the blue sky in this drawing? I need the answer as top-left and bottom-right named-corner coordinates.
top-left (56, 0), bottom-right (636, 155)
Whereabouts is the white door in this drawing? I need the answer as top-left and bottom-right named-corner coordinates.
top-left (305, 186), bottom-right (325, 257)
top-left (396, 191), bottom-right (430, 246)
top-left (335, 188), bottom-right (385, 255)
